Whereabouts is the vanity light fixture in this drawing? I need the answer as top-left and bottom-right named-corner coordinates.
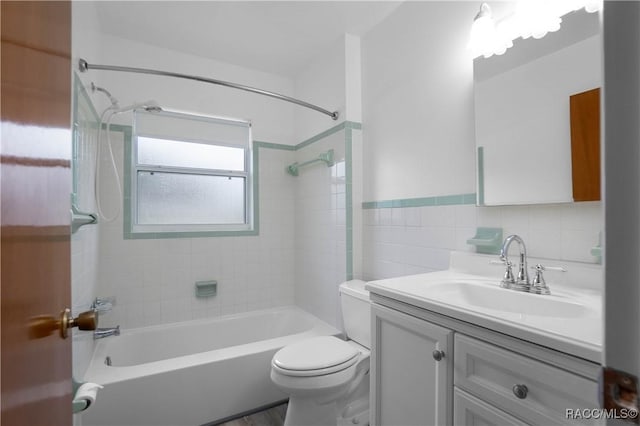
top-left (583, 0), bottom-right (603, 13)
top-left (468, 3), bottom-right (512, 58)
top-left (512, 0), bottom-right (562, 40)
top-left (469, 0), bottom-right (602, 59)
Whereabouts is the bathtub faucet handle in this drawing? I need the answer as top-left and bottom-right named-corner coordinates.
top-left (92, 297), bottom-right (115, 313)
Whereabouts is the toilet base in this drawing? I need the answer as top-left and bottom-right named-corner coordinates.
top-left (338, 396), bottom-right (369, 426)
top-left (282, 373), bottom-right (370, 426)
top-left (284, 396), bottom-right (338, 426)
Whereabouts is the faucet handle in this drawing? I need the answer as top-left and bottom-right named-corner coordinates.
top-left (528, 263), bottom-right (564, 295)
top-left (534, 264), bottom-right (567, 272)
top-left (490, 259), bottom-right (516, 288)
top-left (92, 297), bottom-right (116, 313)
top-left (529, 263), bottom-right (567, 274)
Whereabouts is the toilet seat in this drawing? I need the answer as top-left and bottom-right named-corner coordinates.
top-left (272, 336), bottom-right (360, 377)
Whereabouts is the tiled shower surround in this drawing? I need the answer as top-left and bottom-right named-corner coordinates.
top-left (362, 201), bottom-right (602, 281)
top-left (294, 123), bottom-right (362, 328)
top-left (71, 83), bottom-right (101, 378)
top-left (97, 146), bottom-right (297, 329)
top-left (95, 122), bottom-right (361, 331)
top-left (294, 129), bottom-right (348, 326)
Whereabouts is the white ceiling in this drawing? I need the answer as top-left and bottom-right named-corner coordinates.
top-left (95, 1), bottom-right (404, 78)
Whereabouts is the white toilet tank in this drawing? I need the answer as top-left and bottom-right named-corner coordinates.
top-left (339, 280), bottom-right (370, 349)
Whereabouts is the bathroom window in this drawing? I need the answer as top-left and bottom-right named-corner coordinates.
top-left (129, 110), bottom-right (254, 236)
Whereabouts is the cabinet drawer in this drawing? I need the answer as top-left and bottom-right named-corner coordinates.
top-left (454, 387), bottom-right (528, 426)
top-left (454, 334), bottom-right (599, 425)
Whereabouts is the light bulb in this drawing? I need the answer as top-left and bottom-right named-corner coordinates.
top-left (468, 3), bottom-right (513, 58)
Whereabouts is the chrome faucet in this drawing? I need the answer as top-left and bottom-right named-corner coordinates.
top-left (94, 325), bottom-right (120, 339)
top-left (499, 234), bottom-right (530, 291)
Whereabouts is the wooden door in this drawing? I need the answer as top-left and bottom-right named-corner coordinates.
top-left (1, 2), bottom-right (72, 425)
top-left (570, 87), bottom-right (601, 202)
top-left (371, 304), bottom-right (453, 426)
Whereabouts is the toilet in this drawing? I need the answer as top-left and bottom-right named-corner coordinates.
top-left (270, 280), bottom-right (371, 426)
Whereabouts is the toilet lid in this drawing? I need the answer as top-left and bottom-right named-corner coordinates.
top-left (272, 336), bottom-right (359, 373)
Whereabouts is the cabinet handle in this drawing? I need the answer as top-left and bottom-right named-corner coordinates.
top-left (512, 384), bottom-right (528, 399)
top-left (432, 350), bottom-right (445, 361)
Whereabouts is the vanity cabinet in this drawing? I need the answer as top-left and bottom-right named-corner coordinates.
top-left (371, 301), bottom-right (601, 426)
top-left (370, 304), bottom-right (453, 426)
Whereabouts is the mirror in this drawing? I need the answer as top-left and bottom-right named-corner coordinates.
top-left (474, 9), bottom-right (601, 206)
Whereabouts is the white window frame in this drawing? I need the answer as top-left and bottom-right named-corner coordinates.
top-left (130, 111), bottom-right (254, 235)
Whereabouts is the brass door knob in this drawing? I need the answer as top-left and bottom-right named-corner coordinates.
top-left (29, 308), bottom-right (97, 339)
top-left (60, 308), bottom-right (97, 338)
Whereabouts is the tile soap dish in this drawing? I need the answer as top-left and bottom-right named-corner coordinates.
top-left (467, 227), bottom-right (503, 255)
top-left (195, 280), bottom-right (217, 298)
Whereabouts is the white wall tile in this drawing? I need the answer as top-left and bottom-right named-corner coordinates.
top-left (421, 205), bottom-right (456, 228)
top-left (391, 208), bottom-right (404, 226)
top-left (455, 205), bottom-right (477, 228)
top-left (476, 207), bottom-right (503, 227)
top-left (294, 130), bottom-right (348, 327)
top-left (455, 227), bottom-right (477, 252)
top-left (378, 208), bottom-right (392, 226)
top-left (500, 206), bottom-right (530, 234)
top-left (365, 209), bottom-right (379, 226)
top-left (404, 207), bottom-right (421, 227)
top-left (527, 230), bottom-right (562, 260)
top-left (363, 202), bottom-right (603, 282)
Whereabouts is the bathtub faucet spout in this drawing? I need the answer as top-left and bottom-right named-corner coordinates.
top-left (94, 325), bottom-right (120, 339)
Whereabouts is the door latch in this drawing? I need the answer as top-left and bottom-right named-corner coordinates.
top-left (602, 366), bottom-right (639, 424)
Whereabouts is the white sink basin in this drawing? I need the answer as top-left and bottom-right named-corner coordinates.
top-left (365, 252), bottom-right (603, 362)
top-left (428, 281), bottom-right (588, 318)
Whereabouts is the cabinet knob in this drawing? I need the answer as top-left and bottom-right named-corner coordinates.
top-left (512, 384), bottom-right (528, 399)
top-left (432, 350), bottom-right (445, 361)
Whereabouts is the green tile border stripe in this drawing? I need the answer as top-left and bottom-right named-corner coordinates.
top-left (237, 121), bottom-right (361, 152)
top-left (477, 146), bottom-right (485, 206)
top-left (362, 193), bottom-right (477, 209)
top-left (295, 121), bottom-right (361, 150)
top-left (254, 141), bottom-right (295, 151)
top-left (345, 128), bottom-right (354, 281)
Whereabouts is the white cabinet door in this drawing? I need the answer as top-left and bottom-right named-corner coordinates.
top-left (371, 304), bottom-right (453, 426)
top-left (455, 334), bottom-right (599, 425)
top-left (453, 387), bottom-right (528, 426)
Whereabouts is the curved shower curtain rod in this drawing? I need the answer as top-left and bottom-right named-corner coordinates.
top-left (78, 59), bottom-right (339, 120)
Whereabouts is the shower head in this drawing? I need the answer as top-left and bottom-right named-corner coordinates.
top-left (92, 83), bottom-right (119, 108)
top-left (111, 100), bottom-right (162, 114)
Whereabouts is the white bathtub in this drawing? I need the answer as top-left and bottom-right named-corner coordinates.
top-left (82, 306), bottom-right (340, 426)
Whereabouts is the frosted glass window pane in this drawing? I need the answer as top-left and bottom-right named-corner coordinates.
top-left (137, 137), bottom-right (245, 171)
top-left (137, 172), bottom-right (245, 225)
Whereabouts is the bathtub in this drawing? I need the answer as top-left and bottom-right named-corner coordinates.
top-left (82, 306), bottom-right (340, 426)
